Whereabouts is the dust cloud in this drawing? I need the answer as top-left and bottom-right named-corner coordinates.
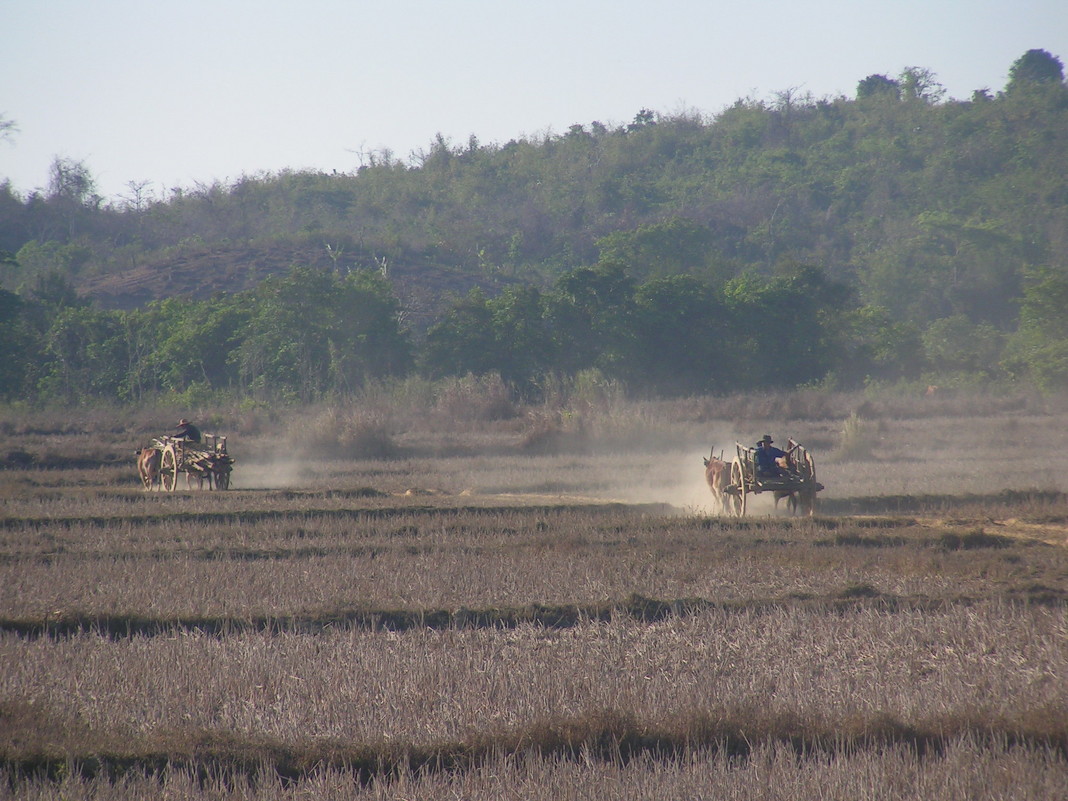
top-left (236, 458), bottom-right (307, 489)
top-left (605, 449), bottom-right (721, 511)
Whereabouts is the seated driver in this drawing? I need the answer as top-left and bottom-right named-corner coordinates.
top-left (174, 418), bottom-right (202, 443)
top-left (754, 434), bottom-right (789, 477)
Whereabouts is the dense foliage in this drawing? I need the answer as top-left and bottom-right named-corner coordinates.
top-left (1, 50), bottom-right (1067, 403)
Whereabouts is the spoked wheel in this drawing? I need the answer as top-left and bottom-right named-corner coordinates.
top-left (800, 451), bottom-right (818, 516)
top-left (160, 443), bottom-right (179, 492)
top-left (731, 459), bottom-right (747, 516)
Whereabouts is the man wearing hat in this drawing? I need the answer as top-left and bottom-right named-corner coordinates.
top-left (754, 434), bottom-right (788, 478)
top-left (174, 418), bottom-right (202, 443)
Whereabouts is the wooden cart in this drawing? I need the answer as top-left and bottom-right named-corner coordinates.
top-left (148, 434), bottom-right (234, 491)
top-left (725, 439), bottom-right (823, 516)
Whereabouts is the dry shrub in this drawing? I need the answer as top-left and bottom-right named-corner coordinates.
top-left (532, 372), bottom-right (687, 454)
top-left (833, 412), bottom-right (876, 462)
top-left (225, 400), bottom-right (283, 436)
top-left (433, 373), bottom-right (517, 423)
top-left (694, 391), bottom-right (859, 423)
top-left (567, 370), bottom-right (626, 415)
top-left (520, 410), bottom-right (588, 454)
top-left (296, 407), bottom-right (400, 460)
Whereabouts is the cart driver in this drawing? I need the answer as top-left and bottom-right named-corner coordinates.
top-left (754, 434), bottom-right (789, 478)
top-left (174, 418), bottom-right (202, 443)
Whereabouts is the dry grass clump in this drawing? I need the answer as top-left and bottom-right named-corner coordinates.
top-left (519, 409), bottom-right (589, 454)
top-left (832, 411), bottom-right (876, 462)
top-left (293, 407), bottom-right (401, 460)
top-left (431, 373), bottom-right (517, 424)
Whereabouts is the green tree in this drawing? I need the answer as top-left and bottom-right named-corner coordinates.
top-left (625, 275), bottom-right (730, 395)
top-left (422, 288), bottom-right (499, 380)
top-left (47, 157), bottom-right (96, 205)
top-left (38, 306), bottom-right (129, 402)
top-left (549, 264), bottom-right (636, 378)
top-left (835, 305), bottom-right (923, 385)
top-left (0, 286), bottom-right (38, 399)
top-left (595, 217), bottom-right (725, 283)
top-left (1007, 49), bottom-right (1065, 90)
top-left (856, 74), bottom-right (900, 100)
top-left (140, 294), bottom-right (250, 393)
top-left (922, 314), bottom-right (1003, 376)
top-left (12, 241), bottom-right (92, 291)
top-left (329, 268), bottom-right (412, 392)
top-left (235, 266), bottom-right (411, 401)
top-left (487, 286), bottom-right (555, 391)
top-left (1004, 265), bottom-right (1068, 390)
top-left (722, 265), bottom-right (852, 388)
top-left (898, 67), bottom-right (946, 104)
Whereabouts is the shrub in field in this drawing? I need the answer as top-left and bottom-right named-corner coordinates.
top-left (569, 369), bottom-right (626, 414)
top-left (433, 373), bottom-right (517, 423)
top-left (297, 407), bottom-right (400, 459)
top-left (834, 412), bottom-right (876, 461)
top-left (520, 409), bottom-right (588, 454)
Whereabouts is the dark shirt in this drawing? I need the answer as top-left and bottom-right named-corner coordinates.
top-left (754, 444), bottom-right (786, 475)
top-left (175, 422), bottom-right (202, 442)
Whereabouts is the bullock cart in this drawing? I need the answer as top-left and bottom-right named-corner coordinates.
top-left (147, 434), bottom-right (234, 491)
top-left (725, 439), bottom-right (823, 516)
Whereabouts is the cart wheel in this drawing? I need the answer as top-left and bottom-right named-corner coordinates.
top-left (725, 463), bottom-right (740, 516)
top-left (160, 443), bottom-right (178, 492)
top-left (803, 452), bottom-right (818, 516)
top-left (215, 467), bottom-right (231, 490)
top-left (731, 459), bottom-right (747, 516)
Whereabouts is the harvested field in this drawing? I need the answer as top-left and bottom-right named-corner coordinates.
top-left (2, 395), bottom-right (1067, 798)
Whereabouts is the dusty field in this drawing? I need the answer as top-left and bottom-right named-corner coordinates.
top-left (1, 393), bottom-right (1067, 799)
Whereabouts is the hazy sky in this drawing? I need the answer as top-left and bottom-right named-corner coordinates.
top-left (2, 0), bottom-right (1064, 202)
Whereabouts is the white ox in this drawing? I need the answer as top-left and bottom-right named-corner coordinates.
top-left (136, 447), bottom-right (161, 490)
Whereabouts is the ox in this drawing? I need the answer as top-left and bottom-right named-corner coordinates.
top-left (773, 489), bottom-right (800, 514)
top-left (702, 448), bottom-right (732, 515)
top-left (774, 485), bottom-right (818, 516)
top-left (136, 447), bottom-right (161, 490)
top-left (771, 449), bottom-right (820, 516)
top-left (771, 452), bottom-right (798, 514)
top-left (187, 465), bottom-right (213, 490)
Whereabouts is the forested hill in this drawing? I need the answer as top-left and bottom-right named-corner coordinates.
top-left (2, 50), bottom-right (1068, 403)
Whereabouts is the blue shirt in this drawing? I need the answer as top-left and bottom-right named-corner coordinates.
top-left (755, 444), bottom-right (786, 474)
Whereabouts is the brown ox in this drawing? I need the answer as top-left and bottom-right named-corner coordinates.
top-left (136, 447), bottom-right (161, 490)
top-left (703, 448), bottom-right (732, 515)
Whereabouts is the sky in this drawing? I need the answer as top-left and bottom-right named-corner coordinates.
top-left (1, 0), bottom-right (1065, 203)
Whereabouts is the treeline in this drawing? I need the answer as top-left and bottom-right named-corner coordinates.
top-left (1, 49), bottom-right (1067, 402)
top-left (3, 258), bottom-right (1061, 404)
